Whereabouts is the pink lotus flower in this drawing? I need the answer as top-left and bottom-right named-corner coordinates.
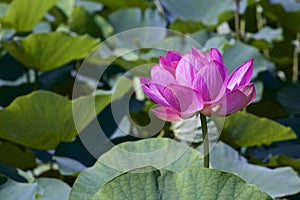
top-left (140, 48), bottom-right (256, 121)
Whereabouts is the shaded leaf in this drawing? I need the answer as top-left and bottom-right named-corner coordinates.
top-left (69, 138), bottom-right (202, 200)
top-left (219, 112), bottom-right (296, 147)
top-left (0, 0), bottom-right (58, 32)
top-left (2, 32), bottom-right (99, 71)
top-left (211, 142), bottom-right (300, 198)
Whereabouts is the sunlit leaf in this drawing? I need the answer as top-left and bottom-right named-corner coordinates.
top-left (218, 112), bottom-right (297, 147)
top-left (0, 0), bottom-right (58, 32)
top-left (169, 19), bottom-right (205, 33)
top-left (56, 0), bottom-right (74, 18)
top-left (0, 90), bottom-right (111, 149)
top-left (2, 32), bottom-right (99, 71)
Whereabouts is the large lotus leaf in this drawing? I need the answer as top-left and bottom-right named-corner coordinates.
top-left (0, 0), bottom-right (58, 32)
top-left (36, 178), bottom-right (71, 200)
top-left (218, 112), bottom-right (296, 147)
top-left (0, 176), bottom-right (42, 200)
top-left (159, 0), bottom-right (247, 26)
top-left (90, 166), bottom-right (271, 200)
top-left (211, 142), bottom-right (300, 198)
top-left (2, 32), bottom-right (99, 71)
top-left (108, 8), bottom-right (167, 33)
top-left (69, 138), bottom-right (203, 200)
top-left (223, 42), bottom-right (267, 79)
top-left (0, 90), bottom-right (112, 150)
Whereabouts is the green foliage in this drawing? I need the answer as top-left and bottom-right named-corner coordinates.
top-left (0, 0), bottom-right (58, 32)
top-left (90, 166), bottom-right (271, 200)
top-left (70, 138), bottom-right (202, 200)
top-left (0, 90), bottom-right (111, 149)
top-left (0, 176), bottom-right (41, 199)
top-left (219, 112), bottom-right (297, 148)
top-left (211, 142), bottom-right (300, 198)
top-left (2, 32), bottom-right (99, 71)
top-left (159, 0), bottom-right (237, 26)
top-left (35, 178), bottom-right (71, 200)
top-left (0, 176), bottom-right (71, 199)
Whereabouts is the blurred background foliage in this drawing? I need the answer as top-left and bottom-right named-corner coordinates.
top-left (0, 0), bottom-right (300, 199)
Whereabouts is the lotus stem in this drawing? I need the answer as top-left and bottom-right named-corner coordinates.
top-left (200, 113), bottom-right (209, 168)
